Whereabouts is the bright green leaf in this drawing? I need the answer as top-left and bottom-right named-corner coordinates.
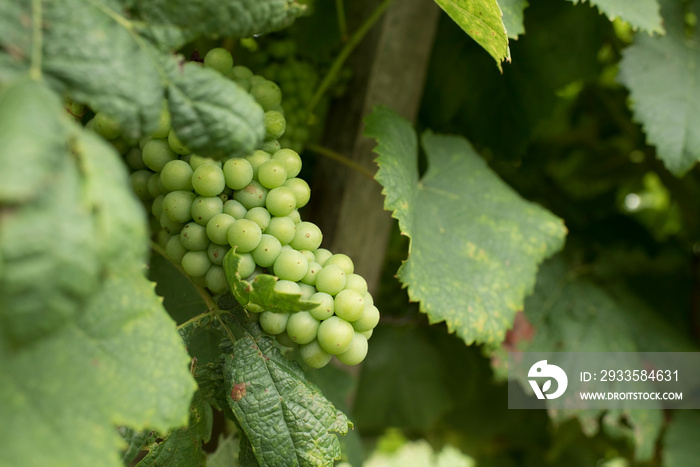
top-left (498, 0), bottom-right (528, 38)
top-left (566, 0), bottom-right (663, 34)
top-left (222, 331), bottom-right (351, 466)
top-left (433, 0), bottom-right (510, 68)
top-left (366, 106), bottom-right (567, 345)
top-left (0, 268), bottom-right (196, 467)
top-left (618, 0), bottom-right (699, 175)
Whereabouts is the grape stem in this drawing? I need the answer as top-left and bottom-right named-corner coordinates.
top-left (176, 308), bottom-right (225, 331)
top-left (306, 143), bottom-right (376, 180)
top-left (29, 0), bottom-right (43, 80)
top-left (335, 0), bottom-right (348, 42)
top-left (306, 0), bottom-right (394, 114)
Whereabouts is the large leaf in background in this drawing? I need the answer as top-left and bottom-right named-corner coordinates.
top-left (508, 257), bottom-right (696, 461)
top-left (0, 267), bottom-right (197, 467)
top-left (221, 322), bottom-right (351, 466)
top-left (618, 0), bottom-right (700, 176)
top-left (663, 411), bottom-right (700, 465)
top-left (498, 0), bottom-right (528, 38)
top-left (366, 106), bottom-right (566, 345)
top-left (433, 0), bottom-right (510, 68)
top-left (566, 0), bottom-right (662, 34)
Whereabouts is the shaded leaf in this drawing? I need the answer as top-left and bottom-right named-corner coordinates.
top-left (498, 0), bottom-right (528, 38)
top-left (566, 0), bottom-right (663, 34)
top-left (663, 411), bottom-right (700, 466)
top-left (366, 106), bottom-right (567, 345)
top-left (207, 434), bottom-right (241, 467)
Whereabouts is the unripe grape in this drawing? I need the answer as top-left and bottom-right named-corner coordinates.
top-left (151, 105), bottom-right (171, 139)
top-left (314, 248), bottom-right (333, 266)
top-left (286, 311), bottom-right (320, 345)
top-left (352, 304), bottom-right (380, 332)
top-left (335, 332), bottom-right (368, 366)
top-left (274, 279), bottom-right (302, 295)
top-left (257, 160), bottom-right (287, 188)
top-left (276, 332), bottom-right (297, 348)
top-left (180, 222), bottom-right (210, 251)
top-left (290, 221), bottom-right (322, 251)
top-left (300, 340), bottom-right (332, 369)
top-left (205, 265), bottom-right (229, 294)
top-left (206, 213), bottom-right (236, 245)
top-left (299, 283), bottom-right (316, 300)
top-left (315, 264), bottom-right (346, 296)
top-left (233, 181), bottom-right (268, 209)
top-left (251, 80), bottom-right (282, 111)
top-left (260, 311), bottom-right (289, 335)
top-left (245, 150), bottom-right (271, 178)
top-left (204, 47), bottom-right (233, 74)
top-left (317, 316), bottom-right (354, 355)
top-left (287, 209), bottom-right (301, 223)
top-left (227, 219), bottom-right (262, 252)
top-left (223, 157), bottom-right (254, 190)
top-left (160, 212), bottom-right (185, 234)
top-left (283, 178), bottom-right (311, 208)
top-left (160, 160), bottom-right (193, 192)
top-left (300, 250), bottom-right (315, 263)
top-left (130, 170), bottom-right (152, 200)
top-left (333, 289), bottom-right (365, 322)
top-left (181, 251), bottom-right (211, 277)
top-left (207, 243), bottom-right (230, 265)
top-left (301, 261), bottom-right (321, 285)
top-left (261, 139), bottom-right (281, 154)
top-left (162, 190), bottom-right (196, 223)
top-left (325, 254), bottom-right (354, 275)
top-left (125, 147), bottom-right (146, 170)
top-left (264, 110), bottom-right (286, 139)
top-left (265, 216), bottom-right (296, 245)
top-left (238, 253), bottom-right (256, 278)
top-left (168, 129), bottom-right (191, 155)
top-left (273, 249), bottom-right (308, 282)
top-left (223, 199), bottom-right (248, 219)
top-left (231, 65), bottom-right (253, 80)
top-left (148, 172), bottom-right (165, 198)
top-left (142, 139), bottom-right (177, 172)
top-left (189, 155), bottom-right (221, 170)
top-left (272, 149), bottom-right (302, 179)
top-left (192, 164), bottom-right (226, 197)
top-left (364, 292), bottom-right (374, 307)
top-left (251, 234), bottom-right (282, 267)
top-left (245, 206), bottom-right (271, 231)
top-left (152, 194), bottom-right (165, 218)
top-left (361, 329), bottom-right (373, 340)
top-left (165, 235), bottom-right (187, 263)
top-left (191, 196), bottom-right (223, 226)
top-left (308, 292), bottom-right (334, 320)
top-left (266, 186), bottom-right (297, 217)
top-left (345, 273), bottom-right (368, 296)
top-left (93, 112), bottom-right (122, 140)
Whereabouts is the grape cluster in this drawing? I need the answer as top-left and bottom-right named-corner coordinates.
top-left (80, 47), bottom-right (378, 369)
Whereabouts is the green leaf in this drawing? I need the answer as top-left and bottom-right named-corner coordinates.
top-left (366, 106), bottom-right (567, 345)
top-left (432, 0), bottom-right (510, 68)
top-left (365, 439), bottom-right (475, 467)
top-left (354, 326), bottom-right (452, 430)
top-left (166, 60), bottom-right (265, 159)
top-left (222, 328), bottom-right (351, 466)
top-left (223, 250), bottom-right (318, 313)
top-left (137, 391), bottom-right (212, 467)
top-left (566, 0), bottom-right (663, 34)
top-left (0, 268), bottom-right (197, 467)
top-left (618, 0), bottom-right (699, 175)
top-left (498, 0), bottom-right (528, 38)
top-left (149, 250), bottom-right (209, 325)
top-left (119, 427), bottom-right (151, 466)
top-left (663, 411), bottom-right (700, 466)
top-left (129, 0), bottom-right (306, 47)
top-left (207, 434), bottom-right (241, 467)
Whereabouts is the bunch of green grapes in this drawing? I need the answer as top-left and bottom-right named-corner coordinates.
top-left (78, 47), bottom-right (378, 369)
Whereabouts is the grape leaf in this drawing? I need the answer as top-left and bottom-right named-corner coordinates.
top-left (618, 0), bottom-right (699, 175)
top-left (433, 0), bottom-right (510, 68)
top-left (166, 60), bottom-right (265, 159)
top-left (207, 434), bottom-right (241, 467)
top-left (0, 267), bottom-right (197, 467)
top-left (223, 250), bottom-right (318, 313)
top-left (566, 0), bottom-right (663, 34)
top-left (663, 411), bottom-right (700, 466)
top-left (221, 329), bottom-right (351, 466)
top-left (366, 106), bottom-right (567, 345)
top-left (120, 427), bottom-right (151, 466)
top-left (498, 0), bottom-right (528, 38)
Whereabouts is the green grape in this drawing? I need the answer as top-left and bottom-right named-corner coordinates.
top-left (260, 311), bottom-right (289, 335)
top-left (300, 261), bottom-right (321, 286)
top-left (223, 157), bottom-right (254, 190)
top-left (63, 97), bottom-right (85, 118)
top-left (352, 304), bottom-right (380, 332)
top-left (261, 139), bottom-right (281, 154)
top-left (250, 74), bottom-right (267, 86)
top-left (233, 181), bottom-right (268, 209)
top-left (191, 196), bottom-right (224, 226)
top-left (266, 186), bottom-right (297, 217)
top-left (245, 206), bottom-right (271, 231)
top-left (245, 150), bottom-right (271, 178)
top-left (129, 170), bottom-right (152, 200)
top-left (93, 112), bottom-right (122, 140)
top-left (300, 340), bottom-right (332, 369)
top-left (300, 250), bottom-right (315, 263)
top-left (180, 222), bottom-right (210, 251)
top-left (264, 110), bottom-right (286, 139)
top-left (251, 234), bottom-right (282, 267)
top-left (181, 250), bottom-right (212, 277)
top-left (286, 311), bottom-right (320, 345)
top-left (192, 164), bottom-right (226, 197)
top-left (148, 172), bottom-right (164, 198)
top-left (361, 329), bottom-right (373, 340)
top-left (265, 216), bottom-right (296, 245)
top-left (335, 332), bottom-right (368, 366)
top-left (160, 160), bottom-right (193, 192)
top-left (333, 289), bottom-right (365, 322)
top-left (110, 138), bottom-right (129, 155)
top-left (315, 264), bottom-right (346, 296)
top-left (314, 248), bottom-right (333, 266)
top-left (325, 253), bottom-right (354, 275)
top-left (152, 194), bottom-right (165, 218)
top-left (160, 212), bottom-right (185, 234)
top-left (223, 199), bottom-right (248, 219)
top-left (257, 160), bottom-right (287, 189)
top-left (189, 154), bottom-right (221, 170)
top-left (138, 135), bottom-right (151, 149)
top-left (206, 213), bottom-right (236, 245)
top-left (364, 292), bottom-right (374, 307)
top-left (142, 139), bottom-right (177, 172)
top-left (273, 249), bottom-right (308, 282)
top-left (231, 65), bottom-right (253, 80)
top-left (162, 190), bottom-right (196, 223)
top-left (205, 265), bottom-right (229, 294)
top-left (272, 149), bottom-right (302, 178)
top-left (345, 273), bottom-right (368, 296)
top-left (289, 221), bottom-right (322, 251)
top-left (125, 147), bottom-right (146, 170)
top-left (299, 283), bottom-right (316, 300)
top-left (168, 129), bottom-right (191, 155)
top-left (283, 178), bottom-right (311, 208)
top-left (287, 209), bottom-right (301, 223)
top-left (204, 47), bottom-right (234, 74)
top-left (207, 242), bottom-right (230, 266)
top-left (238, 252), bottom-right (256, 278)
top-left (276, 332), bottom-right (298, 348)
top-left (151, 105), bottom-right (171, 139)
top-left (227, 219), bottom-right (262, 253)
top-left (251, 80), bottom-right (282, 111)
top-left (274, 279), bottom-right (302, 295)
top-left (308, 292), bottom-right (334, 320)
top-left (317, 316), bottom-right (354, 355)
top-left (166, 235), bottom-right (187, 263)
